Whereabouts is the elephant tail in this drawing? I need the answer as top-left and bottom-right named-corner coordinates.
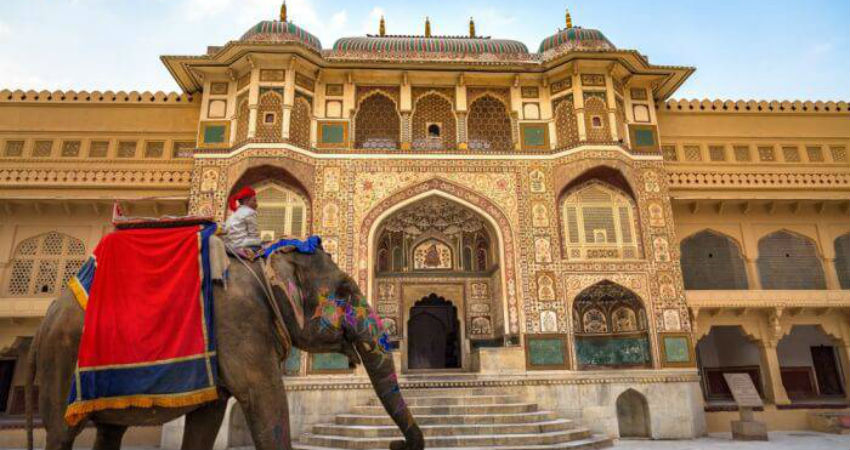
top-left (25, 328), bottom-right (40, 450)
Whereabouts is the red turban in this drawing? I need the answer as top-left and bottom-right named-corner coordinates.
top-left (228, 186), bottom-right (256, 211)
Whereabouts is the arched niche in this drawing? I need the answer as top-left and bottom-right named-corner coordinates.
top-left (695, 325), bottom-right (764, 402)
top-left (680, 229), bottom-right (749, 290)
top-left (616, 389), bottom-right (651, 438)
top-left (757, 230), bottom-right (826, 290)
top-left (227, 165), bottom-right (312, 240)
top-left (467, 94), bottom-right (513, 150)
top-left (560, 180), bottom-right (642, 260)
top-left (553, 95), bottom-right (579, 149)
top-left (354, 92), bottom-right (400, 149)
top-left (411, 91), bottom-right (457, 150)
top-left (572, 280), bottom-right (651, 369)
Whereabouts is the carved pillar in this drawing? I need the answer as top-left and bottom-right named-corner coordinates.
top-left (456, 112), bottom-right (468, 150)
top-left (511, 111), bottom-right (521, 151)
top-left (281, 62), bottom-right (296, 140)
top-left (572, 74), bottom-right (587, 141)
top-left (400, 112), bottom-right (411, 150)
top-left (605, 74), bottom-right (619, 141)
top-left (758, 340), bottom-right (791, 405)
top-left (247, 69), bottom-right (260, 139)
top-left (745, 257), bottom-right (762, 290)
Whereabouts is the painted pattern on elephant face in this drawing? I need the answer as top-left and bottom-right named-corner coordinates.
top-left (313, 293), bottom-right (392, 351)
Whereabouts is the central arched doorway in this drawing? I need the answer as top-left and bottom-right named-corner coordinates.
top-left (408, 294), bottom-right (461, 369)
top-left (369, 192), bottom-right (505, 372)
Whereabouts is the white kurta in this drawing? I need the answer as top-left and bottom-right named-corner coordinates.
top-left (223, 205), bottom-right (262, 248)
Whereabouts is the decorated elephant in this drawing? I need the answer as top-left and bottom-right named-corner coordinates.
top-left (25, 242), bottom-right (424, 450)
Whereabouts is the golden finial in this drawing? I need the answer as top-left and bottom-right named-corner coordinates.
top-left (280, 1), bottom-right (287, 22)
top-left (565, 8), bottom-right (573, 28)
top-left (425, 17), bottom-right (431, 37)
top-left (379, 15), bottom-right (386, 36)
top-left (469, 17), bottom-right (476, 37)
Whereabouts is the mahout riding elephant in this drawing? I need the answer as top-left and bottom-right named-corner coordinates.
top-left (26, 243), bottom-right (424, 450)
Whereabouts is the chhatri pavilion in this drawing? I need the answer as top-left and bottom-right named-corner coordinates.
top-left (0, 3), bottom-right (848, 446)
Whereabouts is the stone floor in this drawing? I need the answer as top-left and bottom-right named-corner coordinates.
top-left (2, 431), bottom-right (848, 449)
top-left (614, 432), bottom-right (849, 450)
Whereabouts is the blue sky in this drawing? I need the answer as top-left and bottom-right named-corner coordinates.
top-left (0, 0), bottom-right (848, 100)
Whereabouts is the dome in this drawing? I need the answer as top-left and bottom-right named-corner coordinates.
top-left (538, 27), bottom-right (615, 54)
top-left (332, 36), bottom-right (529, 57)
top-left (240, 20), bottom-right (322, 52)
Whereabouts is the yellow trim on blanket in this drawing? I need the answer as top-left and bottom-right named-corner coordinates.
top-left (68, 277), bottom-right (88, 310)
top-left (64, 386), bottom-right (218, 426)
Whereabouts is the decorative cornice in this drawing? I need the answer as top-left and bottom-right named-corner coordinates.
top-left (661, 99), bottom-right (850, 114)
top-left (0, 89), bottom-right (196, 105)
top-left (667, 169), bottom-right (850, 190)
top-left (686, 289), bottom-right (850, 309)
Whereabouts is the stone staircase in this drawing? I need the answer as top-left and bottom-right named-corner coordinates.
top-left (296, 391), bottom-right (614, 450)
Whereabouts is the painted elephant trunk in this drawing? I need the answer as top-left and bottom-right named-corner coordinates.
top-left (355, 339), bottom-right (424, 450)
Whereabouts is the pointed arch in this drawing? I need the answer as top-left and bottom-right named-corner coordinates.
top-left (468, 94), bottom-right (513, 150)
top-left (553, 95), bottom-right (579, 148)
top-left (572, 280), bottom-right (651, 369)
top-left (584, 95), bottom-right (611, 143)
top-left (359, 178), bottom-right (518, 334)
top-left (411, 91), bottom-right (457, 150)
top-left (757, 230), bottom-right (826, 289)
top-left (680, 229), bottom-right (749, 290)
top-left (289, 94), bottom-right (312, 149)
top-left (228, 164), bottom-right (312, 239)
top-left (354, 91), bottom-right (400, 149)
top-left (256, 89), bottom-right (283, 142)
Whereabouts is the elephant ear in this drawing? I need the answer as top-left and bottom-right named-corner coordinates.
top-left (267, 253), bottom-right (307, 329)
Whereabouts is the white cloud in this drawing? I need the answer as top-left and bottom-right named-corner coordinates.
top-left (0, 20), bottom-right (11, 37)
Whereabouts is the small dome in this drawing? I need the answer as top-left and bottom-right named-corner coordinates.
top-left (332, 36), bottom-right (529, 57)
top-left (240, 20), bottom-right (322, 52)
top-left (538, 27), bottom-right (615, 54)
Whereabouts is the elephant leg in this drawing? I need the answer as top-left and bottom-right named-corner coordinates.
top-left (181, 398), bottom-right (229, 450)
top-left (236, 380), bottom-right (293, 450)
top-left (92, 424), bottom-right (127, 450)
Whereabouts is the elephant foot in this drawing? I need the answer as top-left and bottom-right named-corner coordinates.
top-left (390, 438), bottom-right (425, 450)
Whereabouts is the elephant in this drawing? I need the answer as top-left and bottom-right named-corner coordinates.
top-left (25, 243), bottom-right (424, 450)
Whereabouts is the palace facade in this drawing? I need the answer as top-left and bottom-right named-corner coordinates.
top-left (1, 4), bottom-right (848, 444)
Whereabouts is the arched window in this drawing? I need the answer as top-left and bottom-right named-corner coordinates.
top-left (468, 95), bottom-right (512, 150)
top-left (289, 95), bottom-right (312, 149)
top-left (476, 237), bottom-right (489, 271)
top-left (583, 96), bottom-right (611, 142)
top-left (4, 232), bottom-right (87, 297)
top-left (572, 280), bottom-right (651, 369)
top-left (254, 182), bottom-right (309, 240)
top-left (680, 230), bottom-right (749, 290)
top-left (234, 96), bottom-right (249, 143)
top-left (256, 90), bottom-right (283, 142)
top-left (561, 181), bottom-right (640, 260)
top-left (757, 231), bottom-right (826, 290)
top-left (412, 93), bottom-right (456, 150)
top-left (554, 96), bottom-right (579, 148)
top-left (835, 233), bottom-right (850, 289)
top-left (355, 93), bottom-right (400, 149)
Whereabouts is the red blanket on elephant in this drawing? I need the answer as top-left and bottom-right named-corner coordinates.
top-left (65, 224), bottom-right (219, 426)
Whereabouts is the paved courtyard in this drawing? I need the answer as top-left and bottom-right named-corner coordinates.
top-left (614, 431), bottom-right (849, 450)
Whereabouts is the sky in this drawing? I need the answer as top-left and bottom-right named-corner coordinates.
top-left (0, 0), bottom-right (848, 100)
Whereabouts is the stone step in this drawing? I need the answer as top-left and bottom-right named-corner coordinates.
top-left (368, 395), bottom-right (523, 407)
top-left (336, 410), bottom-right (560, 426)
top-left (295, 436), bottom-right (614, 450)
top-left (335, 411), bottom-right (558, 426)
top-left (354, 403), bottom-right (538, 416)
top-left (300, 429), bottom-right (594, 449)
top-left (313, 419), bottom-right (576, 438)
